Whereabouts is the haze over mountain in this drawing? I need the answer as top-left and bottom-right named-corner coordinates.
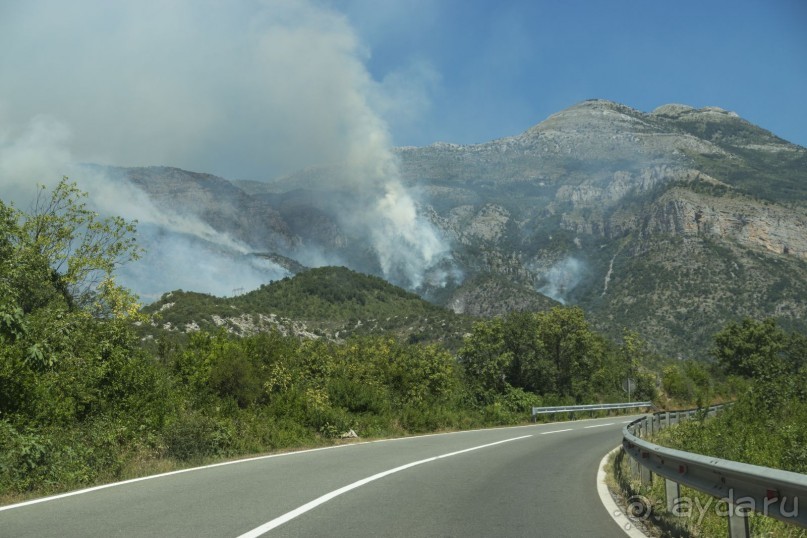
top-left (101, 99), bottom-right (807, 358)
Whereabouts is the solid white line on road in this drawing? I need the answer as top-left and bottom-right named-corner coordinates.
top-left (0, 415), bottom-right (638, 514)
top-left (235, 435), bottom-right (533, 538)
top-left (584, 423), bottom-right (615, 429)
top-left (539, 428), bottom-right (573, 435)
top-left (596, 447), bottom-right (651, 538)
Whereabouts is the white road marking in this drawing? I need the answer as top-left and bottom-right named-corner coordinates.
top-left (235, 435), bottom-right (533, 538)
top-left (1, 415), bottom-right (638, 514)
top-left (597, 447), bottom-right (651, 538)
top-left (584, 423), bottom-right (615, 429)
top-left (540, 428), bottom-right (573, 435)
top-left (0, 442), bottom-right (364, 513)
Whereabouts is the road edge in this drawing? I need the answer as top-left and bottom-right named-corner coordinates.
top-left (2, 415), bottom-right (632, 512)
top-left (597, 446), bottom-right (651, 538)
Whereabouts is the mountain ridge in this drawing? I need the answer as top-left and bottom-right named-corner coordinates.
top-left (111, 99), bottom-right (807, 358)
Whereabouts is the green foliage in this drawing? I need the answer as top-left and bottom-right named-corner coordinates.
top-left (141, 266), bottom-right (473, 349)
top-left (20, 178), bottom-right (141, 315)
top-left (3, 181), bottom-right (712, 501)
top-left (163, 411), bottom-right (231, 461)
top-left (458, 307), bottom-right (653, 404)
top-left (711, 317), bottom-right (789, 379)
top-left (0, 182), bottom-right (164, 495)
top-left (638, 318), bottom-right (807, 536)
top-left (660, 360), bottom-right (713, 405)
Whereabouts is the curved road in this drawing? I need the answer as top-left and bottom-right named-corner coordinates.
top-left (1, 416), bottom-right (636, 537)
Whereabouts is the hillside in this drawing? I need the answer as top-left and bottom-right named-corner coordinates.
top-left (142, 266), bottom-right (475, 349)
top-left (116, 99), bottom-right (807, 358)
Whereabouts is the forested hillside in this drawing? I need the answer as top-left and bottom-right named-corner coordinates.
top-left (142, 266), bottom-right (473, 349)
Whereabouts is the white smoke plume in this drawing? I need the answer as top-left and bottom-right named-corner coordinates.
top-left (0, 0), bottom-right (435, 181)
top-left (370, 181), bottom-right (449, 288)
top-left (538, 257), bottom-right (586, 304)
top-left (0, 116), bottom-right (287, 301)
top-left (0, 0), bottom-right (454, 297)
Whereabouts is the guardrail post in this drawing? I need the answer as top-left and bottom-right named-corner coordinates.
top-left (728, 503), bottom-right (750, 538)
top-left (630, 456), bottom-right (639, 480)
top-left (665, 479), bottom-right (681, 514)
top-left (640, 463), bottom-right (652, 486)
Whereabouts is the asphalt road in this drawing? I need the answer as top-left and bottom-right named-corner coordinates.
top-left (0, 416), bottom-right (637, 537)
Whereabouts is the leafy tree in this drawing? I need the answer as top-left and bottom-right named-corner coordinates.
top-left (21, 178), bottom-right (141, 314)
top-left (459, 307), bottom-right (618, 403)
top-left (534, 307), bottom-right (596, 397)
top-left (661, 365), bottom-right (692, 401)
top-left (711, 318), bottom-right (787, 379)
top-left (500, 312), bottom-right (552, 394)
top-left (458, 317), bottom-right (513, 400)
top-left (0, 180), bottom-right (170, 493)
top-left (617, 330), bottom-right (658, 401)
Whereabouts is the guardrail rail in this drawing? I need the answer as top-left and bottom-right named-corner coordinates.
top-left (622, 405), bottom-right (807, 537)
top-left (531, 401), bottom-right (652, 421)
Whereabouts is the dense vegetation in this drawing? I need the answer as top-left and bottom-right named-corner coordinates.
top-left (616, 317), bottom-right (807, 537)
top-left (142, 266), bottom-right (473, 349)
top-left (658, 318), bottom-right (807, 473)
top-left (0, 180), bottom-right (669, 500)
top-left (4, 180), bottom-right (805, 524)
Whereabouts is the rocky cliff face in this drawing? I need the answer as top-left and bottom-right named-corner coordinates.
top-left (113, 99), bottom-right (807, 358)
top-left (119, 166), bottom-right (297, 252)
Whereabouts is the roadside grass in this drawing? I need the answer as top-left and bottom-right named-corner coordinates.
top-left (606, 438), bottom-right (807, 537)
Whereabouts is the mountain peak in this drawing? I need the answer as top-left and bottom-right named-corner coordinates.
top-left (522, 100), bottom-right (653, 139)
top-left (651, 103), bottom-right (741, 120)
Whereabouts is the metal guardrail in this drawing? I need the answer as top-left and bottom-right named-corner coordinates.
top-left (622, 405), bottom-right (807, 537)
top-left (531, 401), bottom-right (652, 419)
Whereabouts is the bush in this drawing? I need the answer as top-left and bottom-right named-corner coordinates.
top-left (163, 411), bottom-right (231, 461)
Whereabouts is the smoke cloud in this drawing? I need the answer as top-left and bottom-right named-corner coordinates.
top-left (0, 0), bottom-right (434, 181)
top-left (0, 116), bottom-right (288, 301)
top-left (0, 0), bottom-right (454, 298)
top-left (538, 257), bottom-right (586, 304)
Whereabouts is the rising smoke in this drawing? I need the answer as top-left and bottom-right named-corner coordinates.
top-left (0, 0), bottom-right (453, 299)
top-left (0, 116), bottom-right (289, 301)
top-left (538, 257), bottom-right (586, 304)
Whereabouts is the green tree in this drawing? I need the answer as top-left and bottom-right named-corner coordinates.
top-left (0, 180), bottom-right (168, 494)
top-left (459, 307), bottom-right (609, 403)
top-left (458, 317), bottom-right (513, 400)
top-left (662, 365), bottom-right (692, 401)
top-left (711, 318), bottom-right (787, 379)
top-left (23, 178), bottom-right (141, 311)
top-left (534, 307), bottom-right (596, 398)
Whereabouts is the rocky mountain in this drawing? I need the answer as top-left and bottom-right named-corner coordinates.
top-left (112, 99), bottom-right (807, 358)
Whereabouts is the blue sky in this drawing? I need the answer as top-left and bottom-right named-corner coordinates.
top-left (1, 0), bottom-right (805, 181)
top-left (343, 0), bottom-right (807, 147)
